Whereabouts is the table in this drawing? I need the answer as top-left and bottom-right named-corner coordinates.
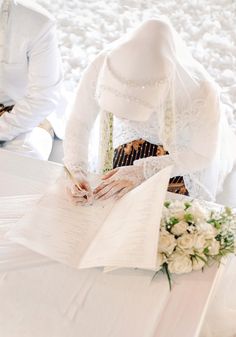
top-left (0, 150), bottom-right (224, 337)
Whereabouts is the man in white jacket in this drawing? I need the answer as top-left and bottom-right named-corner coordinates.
top-left (0, 0), bottom-right (65, 160)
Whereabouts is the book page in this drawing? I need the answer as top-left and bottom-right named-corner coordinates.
top-left (0, 195), bottom-right (51, 271)
top-left (0, 194), bottom-right (41, 242)
top-left (7, 174), bottom-right (115, 268)
top-left (7, 167), bottom-right (172, 271)
top-left (79, 166), bottom-right (172, 270)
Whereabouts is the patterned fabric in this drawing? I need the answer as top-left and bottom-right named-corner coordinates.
top-left (0, 103), bottom-right (14, 116)
top-left (113, 139), bottom-right (189, 195)
top-left (112, 111), bottom-right (161, 149)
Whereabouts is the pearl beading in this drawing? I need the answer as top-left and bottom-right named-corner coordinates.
top-left (98, 84), bottom-right (156, 109)
top-left (106, 56), bottom-right (168, 88)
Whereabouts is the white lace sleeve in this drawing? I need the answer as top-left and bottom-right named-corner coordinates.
top-left (134, 154), bottom-right (177, 179)
top-left (63, 52), bottom-right (106, 173)
top-left (133, 153), bottom-right (216, 201)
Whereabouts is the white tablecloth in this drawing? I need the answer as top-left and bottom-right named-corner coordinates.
top-left (0, 150), bottom-right (225, 337)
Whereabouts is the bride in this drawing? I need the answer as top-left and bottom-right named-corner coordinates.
top-left (63, 18), bottom-right (236, 206)
top-left (63, 19), bottom-right (236, 336)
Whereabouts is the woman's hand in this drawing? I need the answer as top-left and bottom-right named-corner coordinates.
top-left (94, 165), bottom-right (145, 201)
top-left (65, 168), bottom-right (94, 205)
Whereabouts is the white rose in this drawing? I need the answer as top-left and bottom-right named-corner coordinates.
top-left (177, 234), bottom-right (195, 250)
top-left (194, 233), bottom-right (207, 252)
top-left (169, 200), bottom-right (185, 210)
top-left (171, 220), bottom-right (188, 236)
top-left (159, 232), bottom-right (176, 255)
top-left (204, 231), bottom-right (217, 241)
top-left (204, 226), bottom-right (217, 240)
top-left (207, 239), bottom-right (220, 255)
top-left (169, 209), bottom-right (186, 220)
top-left (197, 223), bottom-right (217, 239)
top-left (165, 201), bottom-right (186, 220)
top-left (190, 202), bottom-right (210, 224)
top-left (192, 255), bottom-right (206, 271)
top-left (168, 252), bottom-right (192, 274)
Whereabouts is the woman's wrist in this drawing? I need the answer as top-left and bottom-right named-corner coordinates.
top-left (64, 162), bottom-right (87, 177)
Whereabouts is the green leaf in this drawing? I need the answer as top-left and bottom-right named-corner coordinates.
top-left (204, 247), bottom-right (209, 255)
top-left (163, 263), bottom-right (172, 291)
top-left (164, 201), bottom-right (171, 208)
top-left (207, 219), bottom-right (221, 230)
top-left (169, 217), bottom-right (179, 225)
top-left (184, 213), bottom-right (194, 223)
top-left (194, 254), bottom-right (208, 264)
top-left (184, 202), bottom-right (191, 211)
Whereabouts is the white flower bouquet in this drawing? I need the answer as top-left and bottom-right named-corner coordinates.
top-left (155, 200), bottom-right (236, 288)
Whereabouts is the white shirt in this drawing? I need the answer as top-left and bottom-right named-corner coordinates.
top-left (0, 0), bottom-right (11, 104)
top-left (0, 0), bottom-right (66, 140)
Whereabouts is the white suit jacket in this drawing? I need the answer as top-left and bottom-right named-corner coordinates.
top-left (0, 0), bottom-right (66, 140)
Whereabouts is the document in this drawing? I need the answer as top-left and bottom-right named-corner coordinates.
top-left (7, 166), bottom-right (172, 271)
top-left (0, 195), bottom-right (51, 271)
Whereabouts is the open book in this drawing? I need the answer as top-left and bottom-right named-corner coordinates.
top-left (7, 166), bottom-right (172, 271)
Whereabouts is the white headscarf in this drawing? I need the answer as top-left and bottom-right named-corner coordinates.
top-left (96, 18), bottom-right (236, 200)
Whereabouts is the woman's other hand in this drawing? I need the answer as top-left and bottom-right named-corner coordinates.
top-left (94, 166), bottom-right (145, 201)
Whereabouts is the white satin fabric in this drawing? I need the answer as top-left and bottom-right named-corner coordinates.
top-left (200, 256), bottom-right (236, 337)
top-left (64, 18), bottom-right (236, 203)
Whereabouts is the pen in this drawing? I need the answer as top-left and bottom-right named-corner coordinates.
top-left (64, 166), bottom-right (82, 190)
top-left (64, 166), bottom-right (87, 199)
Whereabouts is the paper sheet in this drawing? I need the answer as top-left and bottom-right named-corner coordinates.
top-left (0, 195), bottom-right (51, 271)
top-left (7, 166), bottom-right (172, 270)
top-left (80, 166), bottom-right (172, 270)
top-left (6, 179), bottom-right (115, 268)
